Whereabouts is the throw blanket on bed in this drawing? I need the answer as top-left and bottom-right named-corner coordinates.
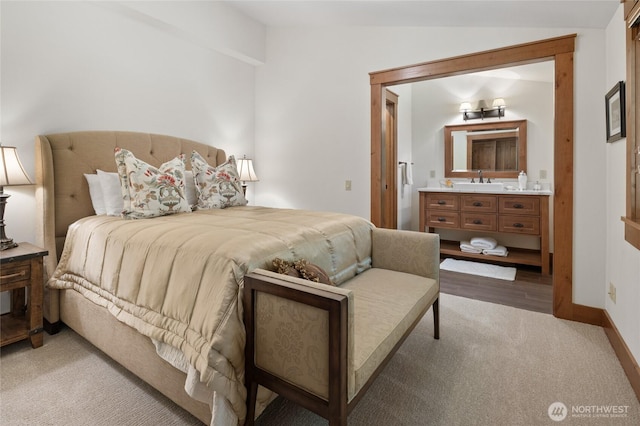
top-left (48, 206), bottom-right (373, 423)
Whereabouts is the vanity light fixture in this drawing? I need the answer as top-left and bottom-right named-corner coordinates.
top-left (460, 98), bottom-right (506, 121)
top-left (237, 155), bottom-right (259, 196)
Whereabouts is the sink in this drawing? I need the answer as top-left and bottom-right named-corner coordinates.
top-left (452, 182), bottom-right (504, 192)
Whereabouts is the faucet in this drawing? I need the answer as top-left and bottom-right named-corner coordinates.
top-left (478, 170), bottom-right (484, 183)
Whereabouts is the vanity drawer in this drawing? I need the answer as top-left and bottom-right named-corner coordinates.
top-left (425, 193), bottom-right (459, 211)
top-left (499, 215), bottom-right (540, 235)
top-left (461, 213), bottom-right (497, 232)
top-left (499, 197), bottom-right (540, 216)
top-left (426, 211), bottom-right (460, 228)
top-left (461, 195), bottom-right (497, 213)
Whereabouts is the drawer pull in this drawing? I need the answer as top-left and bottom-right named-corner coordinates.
top-left (472, 201), bottom-right (483, 207)
top-left (513, 203), bottom-right (524, 209)
top-left (437, 217), bottom-right (447, 222)
top-left (0, 271), bottom-right (27, 280)
top-left (513, 223), bottom-right (524, 228)
top-left (437, 200), bottom-right (446, 205)
top-left (473, 219), bottom-right (483, 225)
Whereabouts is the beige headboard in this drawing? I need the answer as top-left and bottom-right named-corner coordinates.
top-left (35, 131), bottom-right (226, 323)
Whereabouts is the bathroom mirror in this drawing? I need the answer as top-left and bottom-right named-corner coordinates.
top-left (444, 119), bottom-right (527, 179)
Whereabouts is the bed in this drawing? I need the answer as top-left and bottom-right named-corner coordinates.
top-left (35, 131), bottom-right (374, 425)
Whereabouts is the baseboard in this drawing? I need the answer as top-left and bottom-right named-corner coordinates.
top-left (603, 310), bottom-right (640, 402)
top-left (571, 303), bottom-right (604, 326)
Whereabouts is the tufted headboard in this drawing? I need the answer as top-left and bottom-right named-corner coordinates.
top-left (35, 131), bottom-right (226, 322)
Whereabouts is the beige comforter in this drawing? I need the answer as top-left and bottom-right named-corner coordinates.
top-left (48, 206), bottom-right (372, 422)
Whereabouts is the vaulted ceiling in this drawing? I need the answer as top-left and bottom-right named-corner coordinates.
top-left (225, 0), bottom-right (620, 29)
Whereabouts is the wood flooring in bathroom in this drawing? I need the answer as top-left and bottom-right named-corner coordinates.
top-left (439, 265), bottom-right (553, 314)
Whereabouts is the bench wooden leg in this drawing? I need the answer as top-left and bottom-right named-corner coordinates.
top-left (433, 298), bottom-right (440, 340)
top-left (328, 411), bottom-right (347, 426)
top-left (245, 380), bottom-right (258, 426)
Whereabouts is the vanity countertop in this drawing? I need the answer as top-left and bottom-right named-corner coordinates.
top-left (417, 187), bottom-right (553, 196)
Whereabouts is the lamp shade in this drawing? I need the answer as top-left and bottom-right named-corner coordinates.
top-left (459, 102), bottom-right (472, 112)
top-left (492, 98), bottom-right (506, 108)
top-left (237, 156), bottom-right (259, 182)
top-left (0, 146), bottom-right (33, 186)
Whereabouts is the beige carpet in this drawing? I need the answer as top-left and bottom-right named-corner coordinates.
top-left (1, 293), bottom-right (638, 425)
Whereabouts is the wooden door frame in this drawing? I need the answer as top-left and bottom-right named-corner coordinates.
top-left (382, 89), bottom-right (399, 228)
top-left (370, 34), bottom-right (595, 322)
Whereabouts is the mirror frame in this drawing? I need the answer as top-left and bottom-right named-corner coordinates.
top-left (444, 119), bottom-right (527, 179)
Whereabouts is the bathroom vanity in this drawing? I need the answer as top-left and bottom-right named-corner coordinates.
top-left (419, 186), bottom-right (551, 274)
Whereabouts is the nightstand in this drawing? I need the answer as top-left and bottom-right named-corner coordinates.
top-left (1, 243), bottom-right (48, 348)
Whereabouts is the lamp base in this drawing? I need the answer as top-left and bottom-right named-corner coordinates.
top-left (0, 237), bottom-right (17, 251)
top-left (0, 190), bottom-right (17, 250)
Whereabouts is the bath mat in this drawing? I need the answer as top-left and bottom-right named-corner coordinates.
top-left (440, 258), bottom-right (517, 281)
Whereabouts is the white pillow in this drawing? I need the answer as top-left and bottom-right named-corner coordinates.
top-left (97, 170), bottom-right (124, 216)
top-left (185, 170), bottom-right (197, 207)
top-left (84, 173), bottom-right (106, 215)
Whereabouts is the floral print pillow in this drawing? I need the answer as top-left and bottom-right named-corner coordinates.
top-left (190, 151), bottom-right (248, 209)
top-left (114, 148), bottom-right (191, 219)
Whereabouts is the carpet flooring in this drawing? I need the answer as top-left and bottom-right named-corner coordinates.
top-left (1, 293), bottom-right (638, 425)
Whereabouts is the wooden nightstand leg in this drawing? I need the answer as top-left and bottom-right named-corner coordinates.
top-left (29, 258), bottom-right (44, 348)
top-left (29, 329), bottom-right (44, 348)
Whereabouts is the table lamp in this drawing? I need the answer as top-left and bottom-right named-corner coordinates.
top-left (237, 155), bottom-right (259, 196)
top-left (0, 146), bottom-right (33, 250)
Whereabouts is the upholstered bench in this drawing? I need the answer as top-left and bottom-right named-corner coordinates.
top-left (244, 228), bottom-right (440, 425)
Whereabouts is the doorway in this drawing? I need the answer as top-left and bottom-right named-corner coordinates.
top-left (370, 35), bottom-right (582, 321)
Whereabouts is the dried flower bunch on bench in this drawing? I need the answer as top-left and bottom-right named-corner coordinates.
top-left (272, 257), bottom-right (333, 285)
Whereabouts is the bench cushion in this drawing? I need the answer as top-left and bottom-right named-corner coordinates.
top-left (340, 268), bottom-right (438, 401)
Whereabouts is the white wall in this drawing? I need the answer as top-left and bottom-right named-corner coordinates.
top-left (0, 1), bottom-right (264, 245)
top-left (605, 5), bottom-right (640, 369)
top-left (254, 26), bottom-right (607, 308)
top-left (0, 1), bottom-right (264, 312)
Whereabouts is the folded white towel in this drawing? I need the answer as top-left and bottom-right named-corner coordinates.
top-left (462, 247), bottom-right (483, 254)
top-left (470, 237), bottom-right (498, 250)
top-left (460, 241), bottom-right (483, 254)
top-left (483, 245), bottom-right (509, 257)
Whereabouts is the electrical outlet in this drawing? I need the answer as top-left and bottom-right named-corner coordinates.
top-left (539, 169), bottom-right (547, 180)
top-left (345, 180), bottom-right (352, 191)
top-left (430, 170), bottom-right (436, 178)
top-left (608, 282), bottom-right (616, 304)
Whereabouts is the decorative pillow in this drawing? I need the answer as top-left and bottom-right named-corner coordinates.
top-left (96, 170), bottom-right (124, 216)
top-left (190, 151), bottom-right (248, 209)
top-left (84, 173), bottom-right (106, 215)
top-left (272, 258), bottom-right (334, 286)
top-left (114, 148), bottom-right (191, 219)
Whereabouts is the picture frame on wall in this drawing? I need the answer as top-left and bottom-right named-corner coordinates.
top-left (605, 81), bottom-right (625, 143)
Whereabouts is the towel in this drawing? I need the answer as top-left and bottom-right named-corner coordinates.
top-left (470, 237), bottom-right (498, 250)
top-left (401, 163), bottom-right (413, 186)
top-left (483, 246), bottom-right (509, 257)
top-left (460, 241), bottom-right (483, 254)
